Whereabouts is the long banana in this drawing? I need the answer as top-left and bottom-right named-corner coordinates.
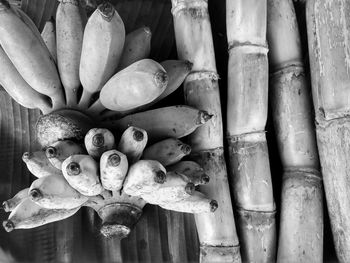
top-left (29, 174), bottom-right (89, 209)
top-left (142, 138), bottom-right (191, 166)
top-left (62, 154), bottom-right (104, 196)
top-left (2, 198), bottom-right (79, 232)
top-left (104, 105), bottom-right (212, 142)
top-left (0, 2), bottom-right (65, 109)
top-left (41, 18), bottom-right (57, 63)
top-left (167, 161), bottom-right (210, 185)
top-left (84, 128), bottom-right (115, 159)
top-left (79, 1), bottom-right (125, 109)
top-left (56, 0), bottom-right (86, 107)
top-left (0, 46), bottom-right (52, 114)
top-left (100, 59), bottom-right (168, 112)
top-left (22, 151), bottom-right (62, 178)
top-left (2, 188), bottom-right (29, 212)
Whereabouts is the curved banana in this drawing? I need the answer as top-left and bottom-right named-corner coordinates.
top-left (142, 138), bottom-right (191, 166)
top-left (100, 59), bottom-right (168, 112)
top-left (84, 128), bottom-right (115, 159)
top-left (2, 198), bottom-right (79, 232)
top-left (0, 46), bottom-right (52, 114)
top-left (2, 188), bottom-right (29, 212)
top-left (22, 151), bottom-right (62, 178)
top-left (0, 2), bottom-right (65, 109)
top-left (117, 126), bottom-right (148, 164)
top-left (123, 160), bottom-right (166, 196)
top-left (62, 155), bottom-right (104, 196)
top-left (29, 174), bottom-right (89, 209)
top-left (118, 26), bottom-right (151, 70)
top-left (100, 150), bottom-right (128, 191)
top-left (79, 1), bottom-right (125, 109)
top-left (167, 160), bottom-right (210, 185)
top-left (41, 18), bottom-right (57, 63)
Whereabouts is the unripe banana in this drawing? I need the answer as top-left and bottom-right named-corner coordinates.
top-left (62, 155), bottom-right (104, 196)
top-left (167, 161), bottom-right (210, 185)
top-left (105, 105), bottom-right (212, 142)
top-left (100, 150), bottom-right (128, 191)
top-left (141, 171), bottom-right (195, 204)
top-left (84, 128), bottom-right (115, 159)
top-left (0, 2), bottom-right (65, 109)
top-left (29, 174), bottom-right (89, 209)
top-left (0, 46), bottom-right (52, 114)
top-left (100, 59), bottom-right (168, 111)
top-left (142, 138), bottom-right (191, 166)
top-left (118, 26), bottom-right (151, 70)
top-left (2, 198), bottom-right (79, 232)
top-left (117, 126), bottom-right (148, 164)
top-left (41, 18), bottom-right (57, 63)
top-left (159, 191), bottom-right (218, 214)
top-left (79, 1), bottom-right (125, 109)
top-left (22, 151), bottom-right (62, 178)
top-left (123, 160), bottom-right (166, 196)
top-left (2, 188), bottom-right (29, 212)
top-left (56, 0), bottom-right (86, 107)
top-left (45, 140), bottom-right (85, 169)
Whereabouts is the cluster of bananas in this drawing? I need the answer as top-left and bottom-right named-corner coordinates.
top-left (0, 0), bottom-right (217, 237)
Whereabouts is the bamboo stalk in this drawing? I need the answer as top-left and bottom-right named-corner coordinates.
top-left (171, 1), bottom-right (241, 262)
top-left (267, 1), bottom-right (324, 262)
top-left (226, 1), bottom-right (276, 262)
top-left (305, 0), bottom-right (350, 261)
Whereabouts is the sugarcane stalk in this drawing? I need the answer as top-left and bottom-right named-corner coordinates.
top-left (171, 0), bottom-right (241, 262)
top-left (305, 0), bottom-right (350, 261)
top-left (267, 1), bottom-right (323, 262)
top-left (226, 1), bottom-right (276, 262)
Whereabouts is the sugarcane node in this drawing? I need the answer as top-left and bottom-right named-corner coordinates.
top-left (66, 162), bottom-right (81, 176)
top-left (22, 152), bottom-right (31, 162)
top-left (45, 146), bottom-right (57, 158)
top-left (154, 71), bottom-right (168, 87)
top-left (107, 153), bottom-right (121, 167)
top-left (92, 133), bottom-right (105, 147)
top-left (201, 174), bottom-right (210, 184)
top-left (132, 129), bottom-right (144, 141)
top-left (198, 110), bottom-right (213, 125)
top-left (154, 170), bottom-right (166, 184)
top-left (180, 144), bottom-right (191, 155)
top-left (210, 200), bottom-right (218, 212)
top-left (185, 182), bottom-right (195, 194)
top-left (30, 189), bottom-right (43, 201)
top-left (100, 223), bottom-right (131, 239)
top-left (97, 1), bottom-right (115, 21)
top-left (3, 220), bottom-right (14, 232)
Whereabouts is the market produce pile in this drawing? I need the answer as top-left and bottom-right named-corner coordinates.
top-left (0, 0), bottom-right (217, 237)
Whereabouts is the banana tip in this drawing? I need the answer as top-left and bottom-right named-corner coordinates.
top-left (45, 146), bottom-right (57, 158)
top-left (185, 60), bottom-right (193, 70)
top-left (30, 189), bottom-right (42, 201)
top-left (1, 201), bottom-right (9, 212)
top-left (143, 26), bottom-right (152, 36)
top-left (132, 129), bottom-right (144, 142)
top-left (155, 71), bottom-right (168, 87)
top-left (108, 154), bottom-right (121, 167)
top-left (154, 171), bottom-right (166, 184)
top-left (92, 133), bottom-right (105, 147)
top-left (210, 200), bottom-right (218, 212)
top-left (22, 152), bottom-right (31, 162)
top-left (181, 144), bottom-right (191, 155)
top-left (198, 111), bottom-right (213, 124)
top-left (67, 162), bottom-right (81, 176)
top-left (97, 1), bottom-right (115, 20)
top-left (201, 175), bottom-right (210, 184)
top-left (185, 183), bottom-right (195, 194)
top-left (3, 220), bottom-right (14, 232)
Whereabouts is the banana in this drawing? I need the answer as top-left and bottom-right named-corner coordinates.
top-left (142, 138), bottom-right (191, 166)
top-left (29, 174), bottom-right (89, 209)
top-left (22, 151), bottom-right (62, 178)
top-left (2, 188), bottom-right (29, 212)
top-left (100, 59), bottom-right (168, 112)
top-left (0, 2), bottom-right (65, 109)
top-left (117, 126), bottom-right (148, 164)
top-left (45, 140), bottom-right (86, 169)
top-left (100, 150), bottom-right (128, 191)
top-left (79, 1), bottom-right (125, 109)
top-left (84, 128), bottom-right (115, 159)
top-left (2, 198), bottom-right (79, 232)
top-left (141, 171), bottom-right (195, 204)
top-left (167, 161), bottom-right (210, 185)
top-left (123, 160), bottom-right (166, 196)
top-left (62, 155), bottom-right (104, 196)
top-left (118, 26), bottom-right (152, 70)
top-left (104, 105), bottom-right (212, 142)
top-left (41, 18), bottom-right (57, 63)
top-left (159, 191), bottom-right (218, 214)
top-left (0, 46), bottom-right (52, 114)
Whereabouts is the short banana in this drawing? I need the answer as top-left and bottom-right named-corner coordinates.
top-left (118, 26), bottom-right (151, 70)
top-left (22, 151), bottom-right (62, 178)
top-left (84, 128), bottom-right (115, 159)
top-left (29, 174), bottom-right (89, 209)
top-left (0, 2), bottom-right (65, 109)
top-left (41, 18), bottom-right (57, 63)
top-left (142, 138), bottom-right (191, 166)
top-left (100, 150), bottom-right (128, 191)
top-left (62, 155), bottom-right (104, 196)
top-left (167, 161), bottom-right (210, 185)
top-left (123, 160), bottom-right (166, 196)
top-left (2, 187), bottom-right (29, 212)
top-left (79, 1), bottom-right (125, 109)
top-left (45, 140), bottom-right (85, 169)
top-left (104, 105), bottom-right (212, 142)
top-left (100, 59), bottom-right (168, 112)
top-left (2, 198), bottom-right (79, 232)
top-left (117, 126), bottom-right (148, 164)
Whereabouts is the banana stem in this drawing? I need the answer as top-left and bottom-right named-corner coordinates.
top-left (51, 93), bottom-right (66, 111)
top-left (79, 89), bottom-right (93, 109)
top-left (86, 99), bottom-right (106, 117)
top-left (64, 88), bottom-right (78, 108)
